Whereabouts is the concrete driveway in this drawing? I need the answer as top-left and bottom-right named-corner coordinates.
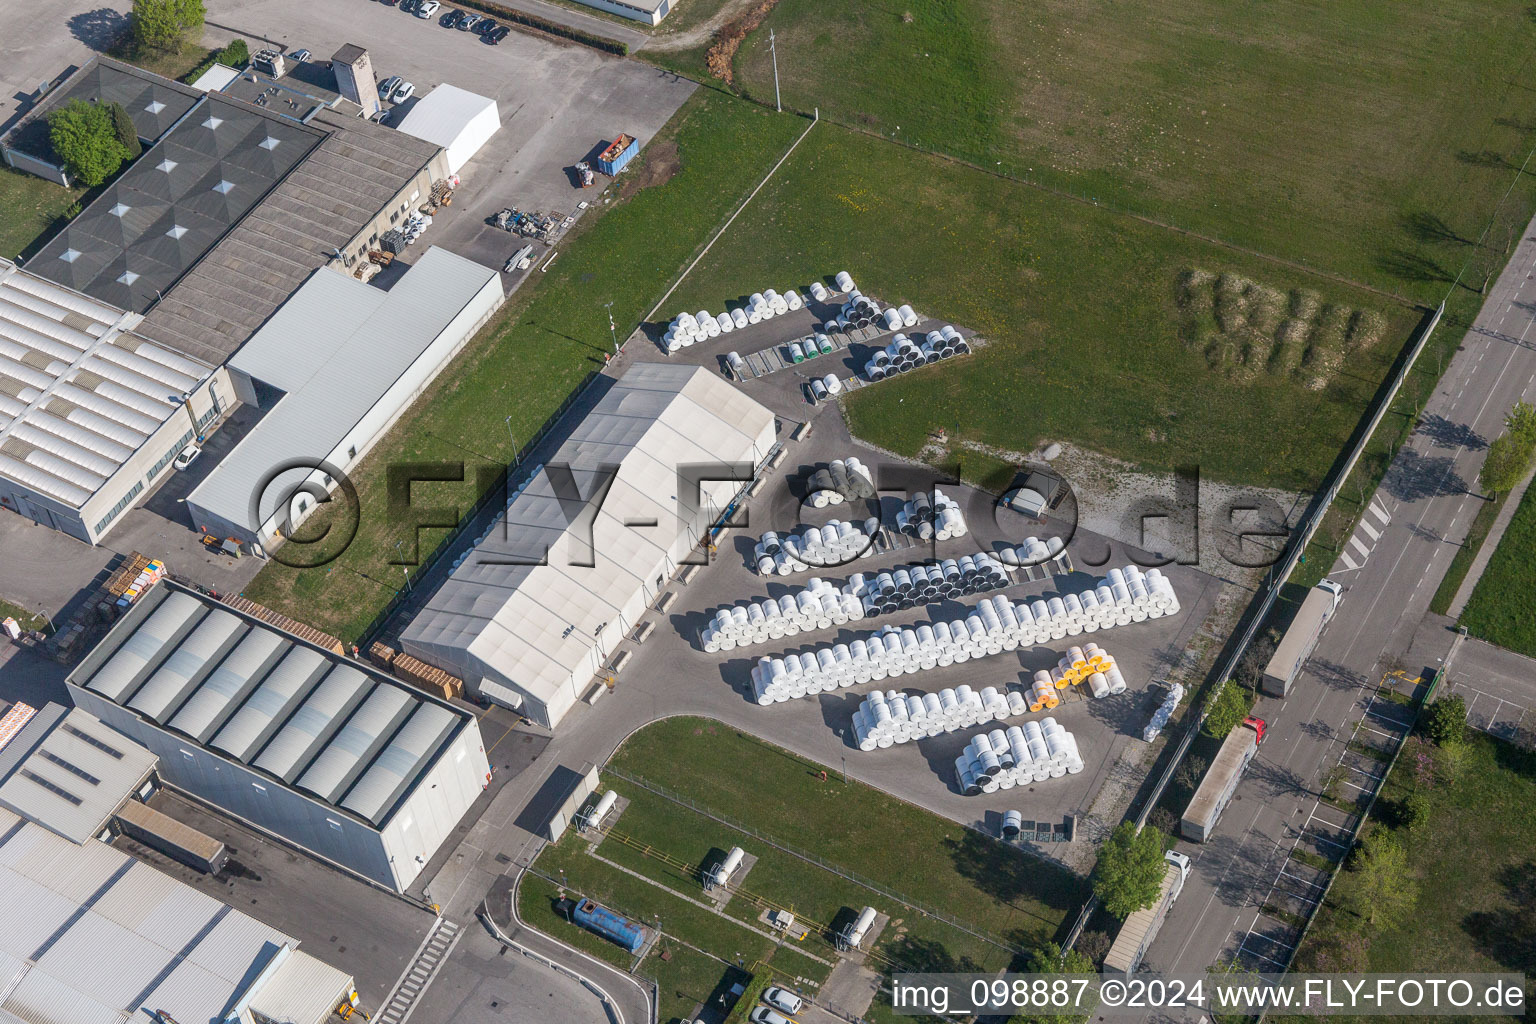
top-left (202, 0), bottom-right (694, 277)
top-left (0, 0), bottom-right (131, 134)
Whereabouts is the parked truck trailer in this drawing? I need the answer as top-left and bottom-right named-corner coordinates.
top-left (1181, 715), bottom-right (1267, 842)
top-left (1261, 579), bottom-right (1341, 697)
top-left (1102, 850), bottom-right (1191, 975)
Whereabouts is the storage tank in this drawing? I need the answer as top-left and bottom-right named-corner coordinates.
top-left (571, 899), bottom-right (645, 953)
top-left (842, 905), bottom-right (877, 949)
top-left (709, 845), bottom-right (746, 887)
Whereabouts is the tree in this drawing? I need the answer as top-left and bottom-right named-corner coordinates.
top-left (1011, 942), bottom-right (1098, 1024)
top-left (131, 0), bottom-right (206, 53)
top-left (1343, 825), bottom-right (1417, 928)
top-left (106, 102), bottom-right (141, 159)
top-left (47, 101), bottom-right (128, 187)
top-left (1174, 754), bottom-right (1209, 793)
top-left (1400, 790), bottom-right (1431, 834)
top-left (1480, 401), bottom-right (1536, 493)
top-left (1202, 680), bottom-right (1253, 739)
top-left (218, 39), bottom-right (250, 67)
top-left (1091, 822), bottom-right (1167, 919)
top-left (1422, 694), bottom-right (1467, 746)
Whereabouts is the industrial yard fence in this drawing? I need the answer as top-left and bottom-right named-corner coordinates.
top-left (1061, 300), bottom-right (1445, 953)
top-left (601, 765), bottom-right (1028, 960)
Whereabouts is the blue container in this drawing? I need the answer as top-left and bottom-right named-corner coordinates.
top-left (596, 134), bottom-right (639, 176)
top-left (572, 899), bottom-right (644, 953)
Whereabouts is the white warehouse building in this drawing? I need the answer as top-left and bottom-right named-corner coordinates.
top-left (185, 246), bottom-right (502, 551)
top-left (395, 84), bottom-right (500, 176)
top-left (401, 363), bottom-right (776, 728)
top-left (0, 259), bottom-right (230, 544)
top-left (66, 582), bottom-right (491, 892)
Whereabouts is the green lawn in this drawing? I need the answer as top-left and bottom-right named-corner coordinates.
top-left (1283, 734), bottom-right (1536, 1023)
top-left (519, 717), bottom-right (1084, 1021)
top-left (0, 167), bottom-right (79, 262)
top-left (241, 92), bottom-right (806, 639)
top-left (725, 0), bottom-right (1536, 303)
top-left (605, 718), bottom-right (1084, 954)
top-left (1459, 482), bottom-right (1536, 653)
top-left (665, 123), bottom-right (1422, 490)
top-left (595, 779), bottom-right (1017, 970)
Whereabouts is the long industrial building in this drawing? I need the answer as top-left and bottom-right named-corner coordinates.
top-left (67, 583), bottom-right (491, 892)
top-left (0, 259), bottom-right (230, 543)
top-left (185, 246), bottom-right (503, 550)
top-left (401, 363), bottom-right (776, 728)
top-left (0, 807), bottom-right (354, 1024)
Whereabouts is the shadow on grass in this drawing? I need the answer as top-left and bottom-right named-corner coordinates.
top-left (1463, 860), bottom-right (1536, 972)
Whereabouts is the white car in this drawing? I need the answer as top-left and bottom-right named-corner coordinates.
top-left (172, 443), bottom-right (201, 471)
top-left (748, 1009), bottom-right (790, 1024)
top-left (416, 0), bottom-right (440, 17)
top-left (391, 80), bottom-right (415, 103)
top-left (762, 988), bottom-right (804, 1016)
top-left (378, 75), bottom-right (403, 99)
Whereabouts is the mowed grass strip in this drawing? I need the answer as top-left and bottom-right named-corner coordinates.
top-left (242, 93), bottom-right (805, 639)
top-left (0, 167), bottom-right (81, 262)
top-left (1282, 734), bottom-right (1536, 1023)
top-left (728, 0), bottom-right (1536, 302)
top-left (1459, 482), bottom-right (1536, 654)
top-left (665, 124), bottom-right (1420, 490)
top-left (606, 718), bottom-right (1085, 952)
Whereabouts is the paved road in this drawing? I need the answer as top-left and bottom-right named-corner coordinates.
top-left (1146, 215), bottom-right (1536, 983)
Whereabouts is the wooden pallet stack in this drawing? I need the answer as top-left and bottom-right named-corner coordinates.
top-left (390, 652), bottom-right (464, 701)
top-left (221, 595), bottom-right (345, 655)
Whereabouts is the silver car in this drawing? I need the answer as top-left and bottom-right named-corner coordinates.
top-left (459, 12), bottom-right (482, 29)
top-left (762, 988), bottom-right (804, 1016)
top-left (749, 1008), bottom-right (791, 1024)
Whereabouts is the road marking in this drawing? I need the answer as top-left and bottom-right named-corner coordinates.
top-left (1340, 553), bottom-right (1359, 571)
top-left (1371, 499), bottom-right (1390, 523)
top-left (1359, 519), bottom-right (1381, 541)
top-left (1349, 535), bottom-right (1371, 558)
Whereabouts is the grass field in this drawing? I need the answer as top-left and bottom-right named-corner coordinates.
top-left (1458, 483), bottom-right (1536, 654)
top-left (240, 93), bottom-right (805, 639)
top-left (519, 717), bottom-right (1084, 1018)
top-left (665, 123), bottom-right (1422, 490)
top-left (725, 0), bottom-right (1536, 302)
top-left (1283, 733), bottom-right (1535, 1022)
top-left (0, 167), bottom-right (79, 263)
top-left (605, 718), bottom-right (1084, 954)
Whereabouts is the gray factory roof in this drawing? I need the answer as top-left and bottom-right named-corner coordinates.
top-left (218, 63), bottom-right (351, 123)
top-left (402, 364), bottom-right (775, 706)
top-left (69, 583), bottom-right (471, 830)
top-left (0, 703), bottom-right (158, 845)
top-left (32, 93), bottom-right (324, 318)
top-left (186, 245), bottom-right (500, 534)
top-left (0, 260), bottom-right (215, 511)
top-left (135, 106), bottom-right (442, 365)
top-left (0, 807), bottom-right (349, 1024)
top-left (2, 56), bottom-right (203, 164)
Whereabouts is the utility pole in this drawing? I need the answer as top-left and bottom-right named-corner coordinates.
top-left (770, 29), bottom-right (781, 113)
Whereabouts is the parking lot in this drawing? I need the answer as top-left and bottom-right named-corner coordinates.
top-left (203, 0), bottom-right (695, 277)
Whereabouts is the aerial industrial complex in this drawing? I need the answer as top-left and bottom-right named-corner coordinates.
top-left (1, 2), bottom-right (1533, 1022)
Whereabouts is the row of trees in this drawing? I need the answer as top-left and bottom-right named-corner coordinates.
top-left (131, 0), bottom-right (206, 55)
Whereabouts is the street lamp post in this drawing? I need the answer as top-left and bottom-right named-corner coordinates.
top-left (604, 301), bottom-right (618, 355)
top-left (505, 415), bottom-right (519, 464)
top-left (394, 540), bottom-right (412, 592)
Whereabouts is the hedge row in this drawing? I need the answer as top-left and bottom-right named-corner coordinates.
top-left (455, 0), bottom-right (629, 55)
top-left (181, 39), bottom-right (251, 85)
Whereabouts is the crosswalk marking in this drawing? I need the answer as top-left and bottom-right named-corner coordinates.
top-left (1359, 519), bottom-right (1380, 541)
top-left (1370, 500), bottom-right (1390, 524)
top-left (1340, 552), bottom-right (1358, 571)
top-left (1349, 535), bottom-right (1370, 558)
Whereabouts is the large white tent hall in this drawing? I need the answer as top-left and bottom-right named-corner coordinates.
top-left (401, 363), bottom-right (776, 727)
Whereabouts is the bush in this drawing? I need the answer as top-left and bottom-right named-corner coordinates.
top-left (1479, 401), bottom-right (1536, 493)
top-left (219, 39), bottom-right (250, 67)
top-left (1091, 822), bottom-right (1167, 919)
top-left (455, 0), bottom-right (628, 55)
top-left (1400, 790), bottom-right (1431, 834)
top-left (107, 102), bottom-right (141, 159)
top-left (1202, 680), bottom-right (1255, 739)
top-left (1421, 694), bottom-right (1467, 746)
top-left (48, 100), bottom-right (129, 186)
top-left (131, 0), bottom-right (206, 54)
top-left (1147, 806), bottom-right (1179, 836)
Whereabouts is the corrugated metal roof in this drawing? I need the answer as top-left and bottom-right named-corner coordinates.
top-left (247, 946), bottom-right (353, 1024)
top-left (0, 706), bottom-right (157, 845)
top-left (0, 808), bottom-right (347, 1024)
top-left (186, 245), bottom-right (500, 533)
top-left (401, 364), bottom-right (774, 721)
top-left (0, 261), bottom-right (214, 511)
top-left (70, 584), bottom-right (474, 829)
